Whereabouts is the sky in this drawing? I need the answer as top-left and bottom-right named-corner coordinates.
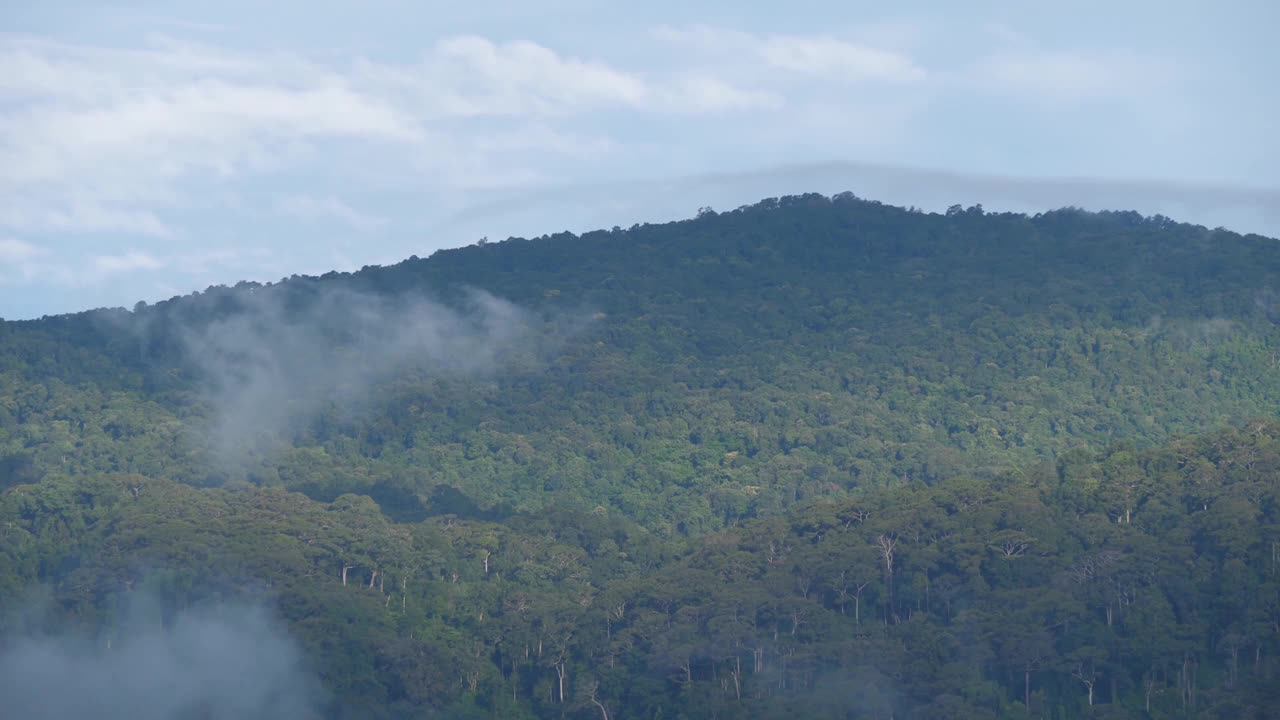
top-left (1, 0), bottom-right (1277, 319)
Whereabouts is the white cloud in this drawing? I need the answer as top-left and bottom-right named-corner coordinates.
top-left (0, 37), bottom-right (429, 246)
top-left (357, 35), bottom-right (769, 117)
top-left (1, 255), bottom-right (74, 287)
top-left (276, 195), bottom-right (384, 232)
top-left (92, 251), bottom-right (165, 274)
top-left (15, 263), bottom-right (75, 286)
top-left (0, 31), bottom-right (770, 243)
top-left (0, 238), bottom-right (56, 289)
top-left (760, 36), bottom-right (925, 83)
top-left (171, 248), bottom-right (243, 274)
top-left (467, 124), bottom-right (618, 158)
top-left (651, 24), bottom-right (755, 54)
top-left (0, 77), bottom-right (423, 189)
top-left (0, 201), bottom-right (171, 236)
top-left (0, 238), bottom-right (48, 263)
top-left (428, 35), bottom-right (649, 115)
top-left (4, 15), bottom-right (1256, 318)
top-left (653, 25), bottom-right (925, 84)
top-left (2, 247), bottom-right (198, 290)
top-left (657, 73), bottom-right (780, 112)
top-left (967, 49), bottom-right (1175, 106)
top-left (653, 23), bottom-right (1178, 110)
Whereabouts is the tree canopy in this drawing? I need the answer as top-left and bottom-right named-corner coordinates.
top-left (2, 193), bottom-right (1279, 718)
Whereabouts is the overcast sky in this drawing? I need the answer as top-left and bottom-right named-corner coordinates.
top-left (1, 0), bottom-right (1277, 319)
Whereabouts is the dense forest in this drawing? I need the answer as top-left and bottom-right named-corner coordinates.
top-left (1, 193), bottom-right (1278, 718)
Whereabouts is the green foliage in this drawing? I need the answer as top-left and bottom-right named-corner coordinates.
top-left (2, 424), bottom-right (1278, 717)
top-left (4, 196), bottom-right (1279, 533)
top-left (2, 195), bottom-right (1280, 717)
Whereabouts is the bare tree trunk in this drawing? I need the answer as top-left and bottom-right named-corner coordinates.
top-left (1073, 663), bottom-right (1098, 706)
top-left (1182, 653), bottom-right (1192, 702)
top-left (877, 534), bottom-right (897, 620)
top-left (1180, 656), bottom-right (1188, 711)
top-left (588, 681), bottom-right (610, 720)
top-left (1181, 658), bottom-right (1187, 710)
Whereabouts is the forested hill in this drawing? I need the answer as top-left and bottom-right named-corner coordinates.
top-left (3, 192), bottom-right (1280, 719)
top-left (3, 414), bottom-right (1280, 718)
top-left (2, 193), bottom-right (1278, 534)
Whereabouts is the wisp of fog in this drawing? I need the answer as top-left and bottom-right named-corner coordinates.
top-left (171, 284), bottom-right (564, 472)
top-left (0, 596), bottom-right (324, 720)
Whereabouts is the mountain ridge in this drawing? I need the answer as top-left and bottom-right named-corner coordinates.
top-left (3, 192), bottom-right (1280, 718)
top-left (3, 192), bottom-right (1279, 529)
top-left (8, 192), bottom-right (1279, 324)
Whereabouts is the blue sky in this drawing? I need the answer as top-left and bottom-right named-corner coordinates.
top-left (1, 0), bottom-right (1277, 319)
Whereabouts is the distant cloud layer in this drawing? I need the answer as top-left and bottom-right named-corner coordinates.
top-left (0, 2), bottom-right (1275, 318)
top-left (0, 238), bottom-right (47, 263)
top-left (655, 25), bottom-right (927, 83)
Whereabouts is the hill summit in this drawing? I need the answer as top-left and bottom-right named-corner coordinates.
top-left (3, 193), bottom-right (1279, 718)
top-left (4, 193), bottom-right (1277, 532)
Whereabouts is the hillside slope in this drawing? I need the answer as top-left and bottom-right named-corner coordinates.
top-left (2, 193), bottom-right (1278, 534)
top-left (3, 423), bottom-right (1278, 718)
top-left (4, 193), bottom-right (1280, 718)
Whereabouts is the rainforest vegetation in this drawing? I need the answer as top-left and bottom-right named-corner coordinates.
top-left (2, 193), bottom-right (1279, 718)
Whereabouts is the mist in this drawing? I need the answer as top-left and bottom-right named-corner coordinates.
top-left (0, 596), bottom-right (324, 720)
top-left (171, 284), bottom-right (566, 471)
